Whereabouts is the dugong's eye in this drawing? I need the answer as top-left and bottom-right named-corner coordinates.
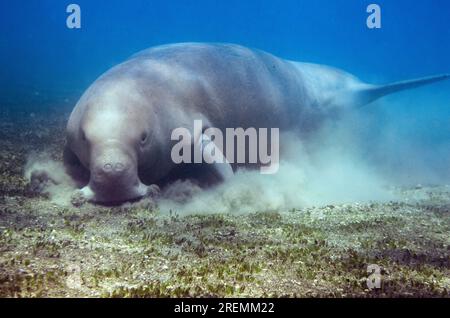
top-left (140, 132), bottom-right (148, 143)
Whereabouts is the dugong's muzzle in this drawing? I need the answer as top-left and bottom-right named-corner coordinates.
top-left (80, 143), bottom-right (150, 203)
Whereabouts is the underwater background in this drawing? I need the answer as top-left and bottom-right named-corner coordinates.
top-left (1, 0), bottom-right (449, 102)
top-left (0, 0), bottom-right (450, 298)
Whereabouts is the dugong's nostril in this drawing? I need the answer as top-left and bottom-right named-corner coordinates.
top-left (115, 163), bottom-right (125, 171)
top-left (101, 162), bottom-right (126, 174)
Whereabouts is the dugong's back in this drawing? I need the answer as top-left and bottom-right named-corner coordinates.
top-left (128, 43), bottom-right (307, 129)
top-left (63, 42), bottom-right (449, 204)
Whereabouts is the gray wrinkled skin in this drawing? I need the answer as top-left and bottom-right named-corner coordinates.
top-left (64, 42), bottom-right (447, 204)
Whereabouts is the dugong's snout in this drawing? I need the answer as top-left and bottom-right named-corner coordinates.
top-left (91, 144), bottom-right (136, 181)
top-left (85, 170), bottom-right (149, 203)
top-left (79, 145), bottom-right (152, 203)
top-left (74, 180), bottom-right (150, 205)
top-left (92, 160), bottom-right (134, 185)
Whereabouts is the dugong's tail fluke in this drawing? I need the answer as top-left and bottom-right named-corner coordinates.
top-left (357, 74), bottom-right (450, 106)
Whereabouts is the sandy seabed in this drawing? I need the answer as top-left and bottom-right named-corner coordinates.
top-left (0, 111), bottom-right (449, 297)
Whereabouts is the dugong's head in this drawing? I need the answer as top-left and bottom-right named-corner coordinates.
top-left (67, 75), bottom-right (161, 203)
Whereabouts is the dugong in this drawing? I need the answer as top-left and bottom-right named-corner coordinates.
top-left (62, 43), bottom-right (448, 204)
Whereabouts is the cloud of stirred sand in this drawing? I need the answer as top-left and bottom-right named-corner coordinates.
top-left (160, 93), bottom-right (450, 215)
top-left (23, 91), bottom-right (449, 213)
top-left (24, 153), bottom-right (77, 206)
top-left (159, 118), bottom-right (394, 214)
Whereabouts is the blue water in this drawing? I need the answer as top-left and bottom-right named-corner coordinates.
top-left (1, 0), bottom-right (449, 181)
top-left (1, 0), bottom-right (449, 95)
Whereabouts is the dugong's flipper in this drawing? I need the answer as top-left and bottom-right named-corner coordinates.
top-left (197, 133), bottom-right (234, 182)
